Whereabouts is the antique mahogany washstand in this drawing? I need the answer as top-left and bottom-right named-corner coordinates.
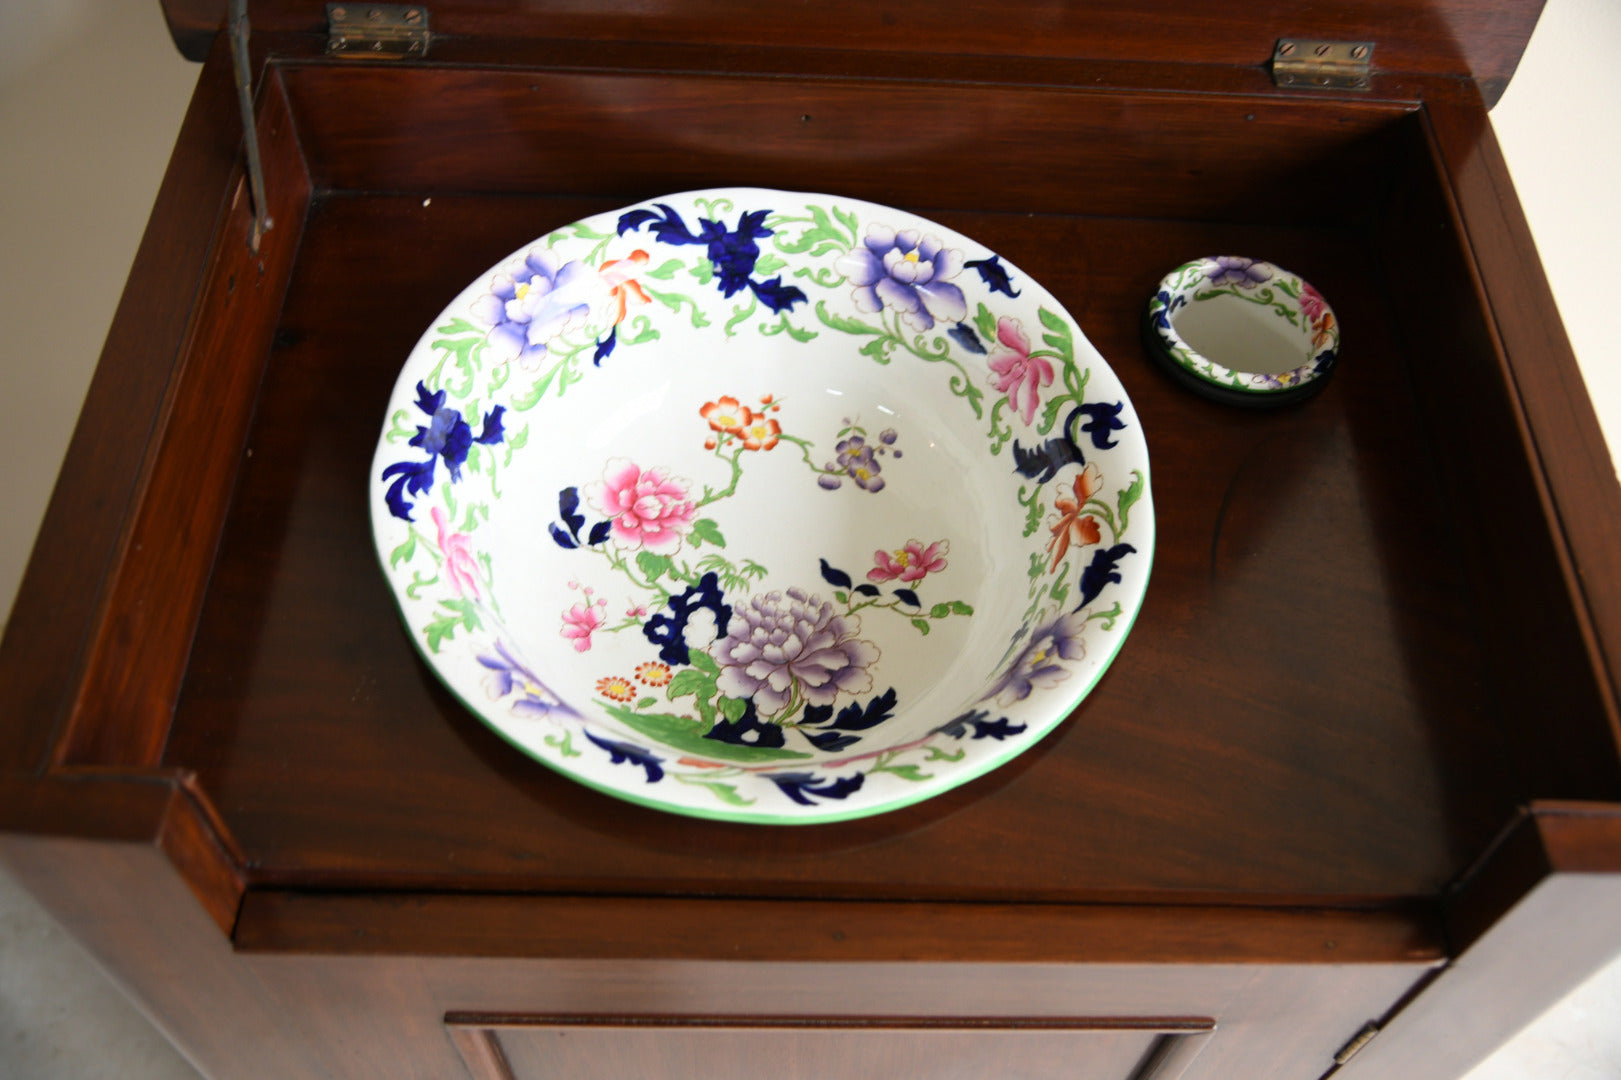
top-left (2, 1), bottom-right (1620, 1077)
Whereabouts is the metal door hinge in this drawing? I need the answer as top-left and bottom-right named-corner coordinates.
top-left (1272, 39), bottom-right (1373, 90)
top-left (327, 3), bottom-right (430, 57)
top-left (1333, 1020), bottom-right (1382, 1065)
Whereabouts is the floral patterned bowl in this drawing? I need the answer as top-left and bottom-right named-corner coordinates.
top-left (1143, 257), bottom-right (1339, 407)
top-left (370, 189), bottom-right (1154, 823)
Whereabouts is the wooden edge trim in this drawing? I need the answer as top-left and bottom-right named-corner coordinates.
top-left (1416, 94), bottom-right (1621, 755)
top-left (444, 1012), bottom-right (1216, 1032)
top-left (0, 770), bottom-right (246, 937)
top-left (235, 891), bottom-right (1444, 965)
top-left (1445, 800), bottom-right (1621, 954)
top-left (0, 38), bottom-right (237, 777)
top-left (53, 49), bottom-right (312, 768)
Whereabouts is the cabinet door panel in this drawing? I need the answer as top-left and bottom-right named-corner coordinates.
top-left (448, 1016), bottom-right (1212, 1080)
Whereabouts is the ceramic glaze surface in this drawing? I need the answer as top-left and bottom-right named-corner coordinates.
top-left (370, 189), bottom-right (1154, 823)
top-left (1147, 257), bottom-right (1339, 393)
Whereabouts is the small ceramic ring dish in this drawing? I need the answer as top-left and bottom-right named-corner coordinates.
top-left (1142, 257), bottom-right (1339, 407)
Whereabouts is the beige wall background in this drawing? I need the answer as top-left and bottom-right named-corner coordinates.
top-left (0, 1), bottom-right (1617, 1077)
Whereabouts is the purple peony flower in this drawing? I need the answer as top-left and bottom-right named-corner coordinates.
top-left (477, 640), bottom-right (579, 719)
top-left (835, 226), bottom-right (968, 332)
top-left (470, 249), bottom-right (597, 369)
top-left (713, 588), bottom-right (880, 716)
top-left (1202, 256), bottom-right (1273, 289)
top-left (982, 611), bottom-right (1088, 707)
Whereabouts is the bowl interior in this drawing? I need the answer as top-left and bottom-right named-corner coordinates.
top-left (371, 188), bottom-right (1154, 821)
top-left (1170, 290), bottom-right (1312, 376)
top-left (490, 323), bottom-right (1028, 763)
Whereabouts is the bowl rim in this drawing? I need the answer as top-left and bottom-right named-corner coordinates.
top-left (1144, 256), bottom-right (1339, 401)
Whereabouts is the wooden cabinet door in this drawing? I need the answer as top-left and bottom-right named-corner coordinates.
top-left (447, 1016), bottom-right (1213, 1080)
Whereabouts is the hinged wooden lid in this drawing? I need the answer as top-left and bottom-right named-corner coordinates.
top-left (163, 0), bottom-right (1543, 103)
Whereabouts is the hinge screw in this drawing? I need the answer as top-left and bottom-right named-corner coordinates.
top-left (1279, 42), bottom-right (1296, 56)
top-left (331, 5), bottom-right (346, 19)
top-left (405, 8), bottom-right (422, 23)
top-left (1315, 43), bottom-right (1332, 56)
top-left (368, 7), bottom-right (383, 21)
top-left (408, 40), bottom-right (422, 52)
top-left (1351, 45), bottom-right (1369, 59)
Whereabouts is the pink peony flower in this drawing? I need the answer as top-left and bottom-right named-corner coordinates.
top-left (560, 589), bottom-right (606, 653)
top-left (867, 539), bottom-right (950, 583)
top-left (431, 506), bottom-right (480, 599)
top-left (595, 459), bottom-right (697, 553)
top-left (986, 316), bottom-right (1054, 427)
top-left (1300, 282), bottom-right (1326, 323)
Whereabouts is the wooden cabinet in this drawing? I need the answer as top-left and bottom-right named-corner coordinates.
top-left (3, 3), bottom-right (1620, 1078)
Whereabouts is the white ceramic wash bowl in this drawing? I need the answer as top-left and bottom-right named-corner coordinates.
top-left (370, 188), bottom-right (1154, 823)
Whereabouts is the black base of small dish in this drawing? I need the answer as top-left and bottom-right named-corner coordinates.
top-left (1138, 304), bottom-right (1333, 410)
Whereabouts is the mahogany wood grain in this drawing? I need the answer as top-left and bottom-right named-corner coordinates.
top-left (53, 70), bottom-right (310, 768)
top-left (239, 957), bottom-right (1426, 1080)
top-left (235, 891), bottom-right (1444, 964)
top-left (164, 187), bottom-right (1514, 901)
top-left (0, 39), bottom-right (237, 776)
top-left (1374, 109), bottom-right (1621, 800)
top-left (1339, 804), bottom-right (1621, 1079)
top-left (1424, 97), bottom-right (1621, 757)
top-left (278, 63), bottom-right (1413, 226)
top-left (285, 37), bottom-right (1475, 107)
top-left (0, 770), bottom-right (245, 936)
top-left (159, 0), bottom-right (1543, 105)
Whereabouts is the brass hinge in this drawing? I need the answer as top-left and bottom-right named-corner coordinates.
top-left (326, 3), bottom-right (430, 58)
top-left (1272, 39), bottom-right (1373, 90)
top-left (1333, 1020), bottom-right (1382, 1065)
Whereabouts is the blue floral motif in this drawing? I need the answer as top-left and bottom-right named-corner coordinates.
top-left (593, 326), bottom-right (617, 366)
top-left (798, 687), bottom-right (899, 752)
top-left (549, 486), bottom-right (612, 550)
top-left (381, 381), bottom-right (505, 521)
top-left (618, 203), bottom-right (807, 313)
top-left (643, 572), bottom-right (732, 666)
top-left (1077, 402), bottom-right (1126, 450)
top-left (933, 709), bottom-right (1028, 741)
top-left (767, 770), bottom-right (865, 806)
top-left (1077, 544), bottom-right (1136, 609)
top-left (1011, 404), bottom-right (1086, 483)
top-left (585, 730), bottom-right (665, 783)
top-left (470, 249), bottom-right (596, 369)
top-left (704, 699), bottom-right (786, 748)
top-left (1150, 288), bottom-right (1186, 329)
top-left (818, 559), bottom-right (853, 589)
top-left (963, 255), bottom-right (1021, 297)
top-left (948, 321), bottom-right (987, 354)
top-left (834, 226), bottom-right (967, 332)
